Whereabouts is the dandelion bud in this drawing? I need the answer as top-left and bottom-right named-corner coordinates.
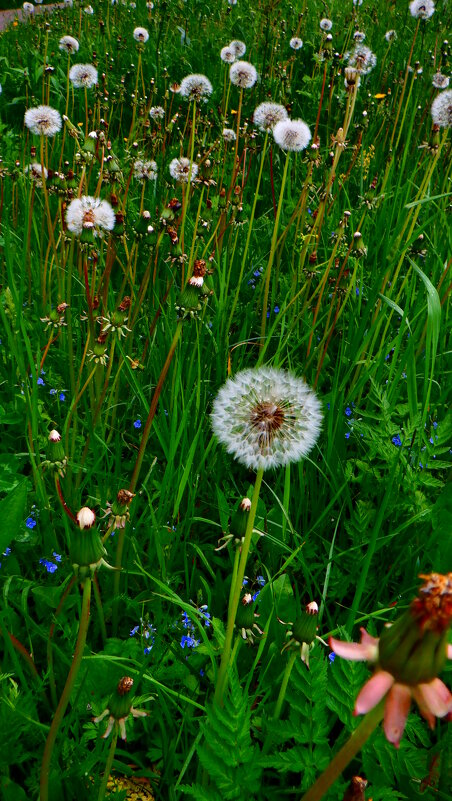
top-left (82, 132), bottom-right (97, 156)
top-left (93, 676), bottom-right (147, 740)
top-left (230, 497), bottom-right (252, 541)
top-left (236, 593), bottom-right (263, 644)
top-left (76, 507), bottom-right (96, 529)
top-left (45, 429), bottom-right (67, 477)
top-left (71, 507), bottom-right (111, 580)
top-left (353, 231), bottom-right (367, 257)
top-left (176, 277), bottom-right (205, 320)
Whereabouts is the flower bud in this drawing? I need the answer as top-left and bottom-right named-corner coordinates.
top-left (230, 497), bottom-right (252, 540)
top-left (76, 506), bottom-right (96, 529)
top-left (45, 429), bottom-right (68, 477)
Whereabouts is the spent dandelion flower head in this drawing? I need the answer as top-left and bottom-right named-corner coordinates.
top-left (59, 35), bottom-right (79, 54)
top-left (319, 18), bottom-right (333, 31)
top-left (289, 37), bottom-right (303, 50)
top-left (330, 573), bottom-right (452, 747)
top-left (149, 105), bottom-right (165, 120)
top-left (222, 127), bottom-right (237, 141)
top-left (24, 105), bottom-right (62, 137)
top-left (133, 159), bottom-right (158, 181)
top-left (346, 44), bottom-right (377, 75)
top-left (253, 102), bottom-right (288, 132)
top-left (431, 89), bottom-right (452, 127)
top-left (211, 366), bottom-right (323, 471)
top-left (273, 118), bottom-right (311, 151)
top-left (133, 27), bottom-right (149, 43)
top-left (409, 0), bottom-right (435, 19)
top-left (179, 73), bottom-right (213, 102)
top-left (69, 63), bottom-right (98, 89)
top-left (23, 2), bottom-right (34, 12)
top-left (354, 31), bottom-right (366, 43)
top-left (432, 72), bottom-right (450, 90)
top-left (169, 157), bottom-right (198, 183)
top-left (66, 196), bottom-right (116, 237)
top-left (220, 45), bottom-right (236, 63)
top-left (229, 60), bottom-right (258, 89)
top-left (385, 29), bottom-right (397, 42)
top-left (24, 162), bottom-right (48, 185)
top-left (229, 39), bottom-right (246, 57)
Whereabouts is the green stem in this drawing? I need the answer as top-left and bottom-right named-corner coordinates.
top-left (214, 468), bottom-right (264, 705)
top-left (40, 578), bottom-right (92, 801)
top-left (97, 729), bottom-right (118, 801)
top-left (262, 650), bottom-right (297, 756)
top-left (300, 701), bottom-right (385, 801)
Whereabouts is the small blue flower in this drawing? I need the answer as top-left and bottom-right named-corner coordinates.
top-left (182, 611), bottom-right (191, 629)
top-left (53, 552), bottom-right (62, 562)
top-left (328, 652), bottom-right (335, 663)
top-left (37, 377), bottom-right (45, 386)
top-left (327, 403), bottom-right (331, 410)
top-left (392, 435), bottom-right (402, 447)
top-left (433, 421), bottom-right (438, 429)
top-left (274, 305), bottom-right (280, 314)
top-left (199, 668), bottom-right (205, 677)
top-left (130, 625), bottom-right (140, 636)
top-left (59, 393), bottom-right (66, 402)
top-left (181, 634), bottom-right (199, 649)
top-left (345, 432), bottom-right (350, 439)
top-left (429, 437), bottom-right (434, 445)
top-left (133, 419), bottom-right (142, 429)
top-left (199, 605), bottom-right (211, 627)
top-left (40, 558), bottom-right (58, 574)
top-left (144, 646), bottom-right (153, 655)
top-left (26, 517), bottom-right (36, 529)
top-left (256, 575), bottom-right (266, 587)
top-left (345, 407), bottom-right (352, 417)
top-left (3, 547), bottom-right (11, 557)
top-left (50, 388), bottom-right (57, 396)
top-left (252, 591), bottom-right (260, 602)
top-left (242, 578), bottom-right (249, 587)
top-left (355, 287), bottom-right (360, 296)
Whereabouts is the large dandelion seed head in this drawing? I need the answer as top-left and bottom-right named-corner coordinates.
top-left (59, 35), bottom-right (79, 54)
top-left (229, 40), bottom-right (246, 57)
top-left (133, 159), bottom-right (158, 181)
top-left (409, 0), bottom-right (435, 19)
top-left (253, 102), bottom-right (289, 132)
top-left (273, 118), bottom-right (311, 151)
top-left (69, 63), bottom-right (98, 89)
top-left (222, 128), bottom-right (237, 142)
top-left (66, 196), bottom-right (116, 237)
top-left (149, 105), bottom-right (165, 120)
top-left (24, 105), bottom-right (62, 137)
top-left (346, 45), bottom-right (377, 75)
top-left (169, 157), bottom-right (198, 183)
top-left (179, 74), bottom-right (213, 102)
top-left (319, 19), bottom-right (333, 31)
top-left (289, 37), bottom-right (303, 50)
top-left (229, 61), bottom-right (258, 89)
top-left (432, 73), bottom-right (450, 90)
top-left (133, 27), bottom-right (149, 43)
top-left (431, 90), bottom-right (452, 127)
top-left (211, 367), bottom-right (323, 471)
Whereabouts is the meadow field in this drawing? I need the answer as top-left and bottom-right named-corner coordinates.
top-left (0, 0), bottom-right (451, 798)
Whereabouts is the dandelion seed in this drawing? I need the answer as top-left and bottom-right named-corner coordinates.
top-left (133, 159), bottom-right (158, 181)
top-left (432, 73), bottom-right (450, 89)
top-left (211, 366), bottom-right (322, 471)
top-left (69, 64), bottom-right (98, 89)
top-left (222, 128), bottom-right (236, 141)
top-left (229, 61), bottom-right (258, 89)
top-left (409, 0), bottom-right (435, 19)
top-left (229, 40), bottom-right (246, 57)
top-left (319, 19), bottom-right (332, 31)
top-left (59, 35), bottom-right (79, 54)
top-left (66, 196), bottom-right (116, 238)
top-left (220, 45), bottom-right (236, 63)
top-left (179, 74), bottom-right (213, 102)
top-left (253, 102), bottom-right (288, 132)
top-left (24, 105), bottom-right (62, 137)
top-left (149, 105), bottom-right (165, 120)
top-left (273, 118), bottom-right (311, 152)
top-left (169, 157), bottom-right (198, 183)
top-left (431, 90), bottom-right (452, 127)
top-left (289, 37), bottom-right (303, 50)
top-left (133, 27), bottom-right (149, 43)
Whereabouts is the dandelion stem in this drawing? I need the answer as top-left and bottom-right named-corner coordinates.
top-left (40, 578), bottom-right (92, 801)
top-left (97, 729), bottom-right (118, 801)
top-left (214, 467), bottom-right (264, 705)
top-left (299, 700), bottom-right (385, 801)
top-left (262, 650), bottom-right (297, 755)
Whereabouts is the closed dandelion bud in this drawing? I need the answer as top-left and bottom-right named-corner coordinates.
top-left (106, 489), bottom-right (135, 528)
top-left (82, 131), bottom-right (97, 156)
top-left (292, 601), bottom-right (319, 646)
top-left (71, 507), bottom-right (109, 579)
top-left (323, 33), bottom-right (333, 58)
top-left (160, 207), bottom-right (175, 224)
top-left (218, 188), bottom-right (227, 209)
top-left (135, 210), bottom-right (152, 235)
top-left (353, 231), bottom-right (367, 257)
top-left (235, 593), bottom-right (263, 643)
top-left (93, 676), bottom-right (147, 740)
top-left (230, 497), bottom-right (252, 540)
top-left (176, 276), bottom-right (205, 319)
top-left (45, 429), bottom-right (68, 477)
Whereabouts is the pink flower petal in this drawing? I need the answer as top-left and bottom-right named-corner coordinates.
top-left (355, 670), bottom-right (394, 715)
top-left (329, 635), bottom-right (378, 662)
top-left (414, 679), bottom-right (452, 719)
top-left (447, 644), bottom-right (452, 660)
top-left (359, 628), bottom-right (379, 648)
top-left (384, 683), bottom-right (412, 748)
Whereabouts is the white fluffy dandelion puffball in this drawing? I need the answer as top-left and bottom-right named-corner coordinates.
top-left (69, 63), bottom-right (98, 89)
top-left (229, 39), bottom-right (246, 57)
top-left (133, 27), bottom-right (149, 43)
top-left (273, 118), bottom-right (311, 152)
top-left (66, 196), bottom-right (116, 238)
top-left (253, 102), bottom-right (288, 132)
top-left (179, 74), bottom-right (213, 102)
top-left (229, 61), bottom-right (258, 89)
top-left (211, 367), bottom-right (323, 471)
top-left (409, 0), bottom-right (435, 19)
top-left (220, 46), bottom-right (236, 64)
top-left (24, 105), bottom-right (62, 137)
top-left (59, 35), bottom-right (79, 54)
top-left (431, 90), bottom-right (452, 127)
top-left (169, 157), bottom-right (198, 183)
top-left (289, 37), bottom-right (303, 50)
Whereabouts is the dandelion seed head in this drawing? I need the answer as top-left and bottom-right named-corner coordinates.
top-left (346, 45), bottom-right (377, 75)
top-left (431, 89), bottom-right (452, 127)
top-left (289, 37), bottom-right (303, 50)
top-left (24, 162), bottom-right (48, 184)
top-left (319, 19), bottom-right (332, 31)
top-left (211, 367), bottom-right (322, 471)
top-left (24, 105), bottom-right (62, 137)
top-left (354, 31), bottom-right (366, 43)
top-left (229, 40), bottom-right (246, 57)
top-left (66, 196), bottom-right (116, 237)
top-left (432, 72), bottom-right (450, 89)
top-left (133, 159), bottom-right (158, 181)
top-left (69, 63), bottom-right (98, 89)
top-left (23, 3), bottom-right (34, 13)
top-left (273, 118), bottom-right (311, 151)
top-left (229, 60), bottom-right (258, 89)
top-left (149, 105), bottom-right (165, 120)
top-left (385, 30), bottom-right (397, 42)
top-left (222, 128), bottom-right (236, 141)
top-left (409, 0), bottom-right (435, 19)
top-left (133, 27), bottom-right (149, 43)
top-left (253, 102), bottom-right (288, 132)
top-left (179, 74), bottom-right (213, 102)
top-left (59, 35), bottom-right (80, 54)
top-left (169, 157), bottom-right (198, 183)
top-left (220, 46), bottom-right (236, 63)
